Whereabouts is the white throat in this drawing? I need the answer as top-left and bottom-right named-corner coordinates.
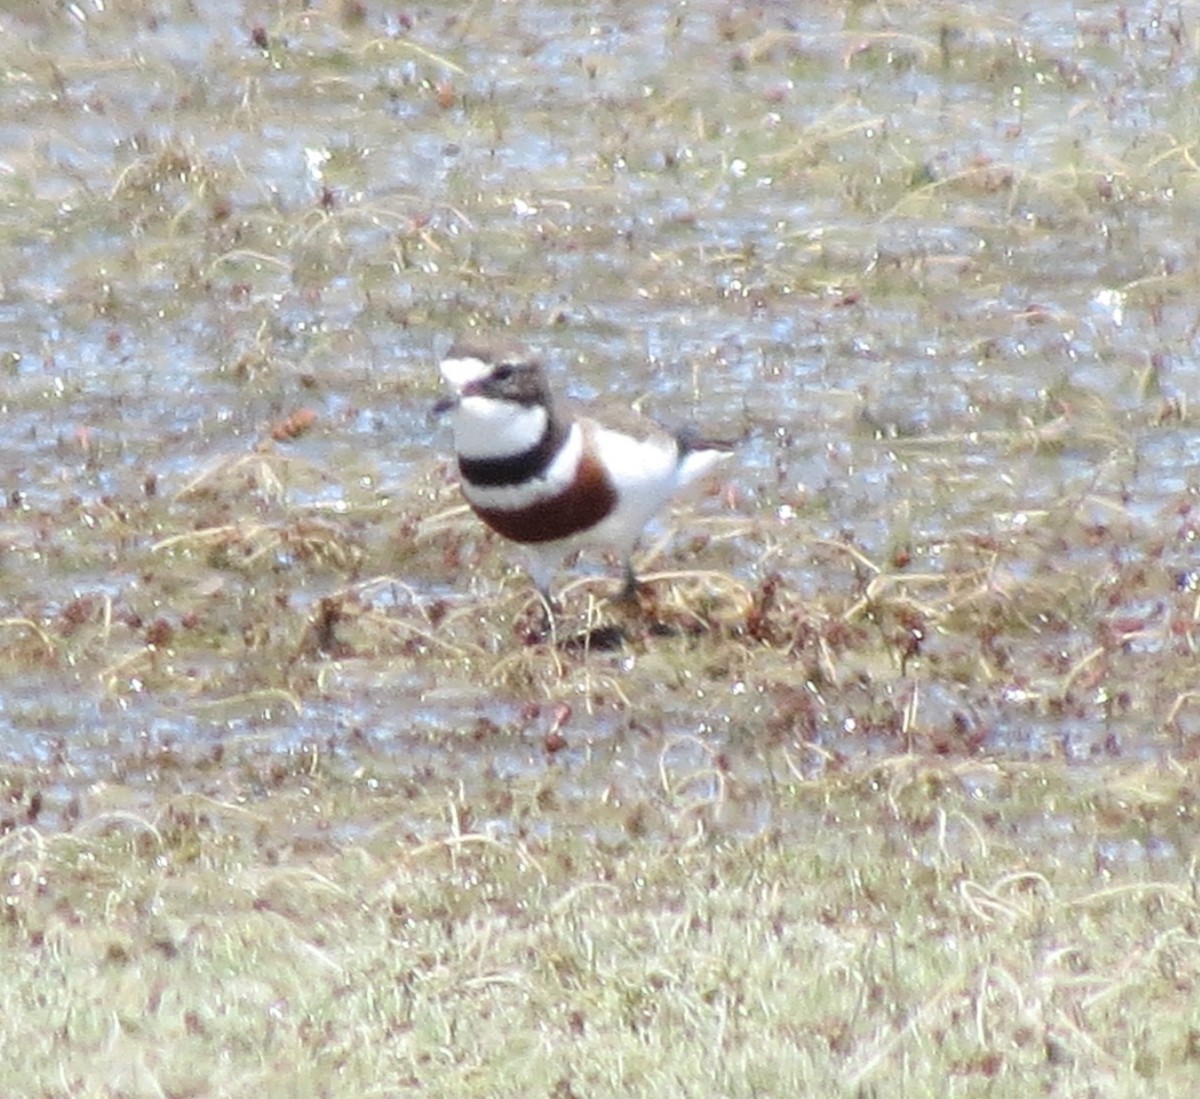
top-left (450, 397), bottom-right (549, 460)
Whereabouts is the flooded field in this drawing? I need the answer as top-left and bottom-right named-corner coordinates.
top-left (1, 2), bottom-right (1199, 1094)
top-left (3, 0), bottom-right (1197, 774)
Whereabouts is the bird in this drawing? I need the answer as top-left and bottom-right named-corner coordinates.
top-left (433, 342), bottom-right (731, 608)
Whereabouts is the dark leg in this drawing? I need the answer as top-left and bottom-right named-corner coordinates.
top-left (521, 551), bottom-right (559, 639)
top-left (532, 584), bottom-right (558, 641)
top-left (617, 558), bottom-right (640, 603)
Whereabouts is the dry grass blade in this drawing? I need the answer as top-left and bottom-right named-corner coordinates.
top-left (0, 617), bottom-right (57, 658)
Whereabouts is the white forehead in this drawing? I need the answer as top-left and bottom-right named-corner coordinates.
top-left (439, 354), bottom-right (492, 389)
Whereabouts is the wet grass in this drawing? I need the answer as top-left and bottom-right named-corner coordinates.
top-left (2, 0), bottom-right (1200, 1094)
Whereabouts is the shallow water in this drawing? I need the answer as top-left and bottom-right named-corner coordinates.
top-left (1, 1), bottom-right (1198, 801)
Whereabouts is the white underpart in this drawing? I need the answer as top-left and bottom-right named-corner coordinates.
top-left (520, 427), bottom-right (730, 597)
top-left (581, 423), bottom-right (728, 556)
top-left (677, 446), bottom-right (730, 487)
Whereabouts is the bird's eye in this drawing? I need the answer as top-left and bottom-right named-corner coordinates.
top-left (493, 363), bottom-right (517, 382)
